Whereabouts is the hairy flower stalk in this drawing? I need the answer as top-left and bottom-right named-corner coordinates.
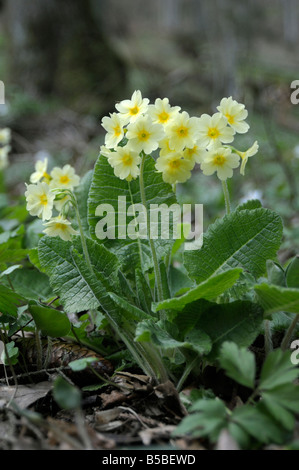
top-left (222, 180), bottom-right (231, 215)
top-left (139, 152), bottom-right (164, 304)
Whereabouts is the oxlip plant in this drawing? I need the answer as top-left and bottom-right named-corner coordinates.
top-left (1, 91), bottom-right (299, 448)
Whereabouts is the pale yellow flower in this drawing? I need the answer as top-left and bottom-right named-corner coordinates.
top-left (25, 182), bottom-right (55, 220)
top-left (108, 145), bottom-right (141, 181)
top-left (43, 215), bottom-right (78, 241)
top-left (126, 115), bottom-right (165, 154)
top-left (159, 138), bottom-right (176, 157)
top-left (217, 97), bottom-right (249, 134)
top-left (30, 158), bottom-right (49, 183)
top-left (200, 146), bottom-right (240, 181)
top-left (54, 194), bottom-right (71, 212)
top-left (166, 111), bottom-right (200, 152)
top-left (197, 112), bottom-right (235, 148)
top-left (50, 164), bottom-right (80, 190)
top-left (115, 90), bottom-right (149, 124)
top-left (100, 145), bottom-right (113, 158)
top-left (101, 112), bottom-right (125, 149)
top-left (148, 98), bottom-right (180, 126)
top-left (0, 128), bottom-right (11, 146)
top-left (237, 141), bottom-right (259, 175)
top-left (155, 153), bottom-right (194, 184)
top-left (182, 141), bottom-right (206, 166)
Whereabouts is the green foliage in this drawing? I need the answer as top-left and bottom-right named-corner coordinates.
top-left (194, 301), bottom-right (263, 360)
top-left (0, 340), bottom-right (19, 366)
top-left (88, 154), bottom-right (177, 273)
top-left (153, 268), bottom-right (242, 312)
top-left (0, 285), bottom-right (25, 317)
top-left (53, 377), bottom-right (82, 410)
top-left (286, 255), bottom-right (299, 288)
top-left (68, 357), bottom-right (98, 371)
top-left (254, 283), bottom-right (299, 316)
top-left (174, 346), bottom-right (299, 448)
top-left (29, 303), bottom-right (71, 337)
top-left (184, 208), bottom-right (283, 283)
top-left (219, 342), bottom-right (256, 389)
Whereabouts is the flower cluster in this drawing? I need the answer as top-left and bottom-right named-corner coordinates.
top-left (25, 159), bottom-right (79, 241)
top-left (100, 91), bottom-right (258, 184)
top-left (0, 128), bottom-right (11, 170)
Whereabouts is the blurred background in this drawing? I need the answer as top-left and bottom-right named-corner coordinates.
top-left (0, 0), bottom-right (298, 258)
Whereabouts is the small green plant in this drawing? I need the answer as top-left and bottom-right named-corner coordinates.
top-left (1, 92), bottom-right (299, 448)
top-left (174, 343), bottom-right (299, 449)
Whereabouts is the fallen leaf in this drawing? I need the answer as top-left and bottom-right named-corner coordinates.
top-left (0, 382), bottom-right (52, 409)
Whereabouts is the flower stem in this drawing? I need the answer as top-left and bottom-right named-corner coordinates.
top-left (72, 193), bottom-right (94, 275)
top-left (139, 153), bottom-right (164, 303)
top-left (222, 180), bottom-right (231, 215)
top-left (264, 320), bottom-right (273, 355)
top-left (281, 314), bottom-right (299, 351)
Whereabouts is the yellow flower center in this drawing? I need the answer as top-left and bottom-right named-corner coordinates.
top-left (207, 127), bottom-right (220, 139)
top-left (59, 175), bottom-right (70, 185)
top-left (129, 106), bottom-right (139, 115)
top-left (176, 126), bottom-right (188, 138)
top-left (138, 130), bottom-right (150, 141)
top-left (213, 154), bottom-right (226, 166)
top-left (225, 113), bottom-right (235, 125)
top-left (55, 223), bottom-right (67, 230)
top-left (169, 159), bottom-right (181, 170)
top-left (43, 172), bottom-right (51, 183)
top-left (158, 111), bottom-right (170, 123)
top-left (121, 154), bottom-right (133, 166)
top-left (113, 125), bottom-right (122, 137)
top-left (39, 194), bottom-right (48, 206)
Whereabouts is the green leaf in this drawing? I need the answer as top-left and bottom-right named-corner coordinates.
top-left (135, 268), bottom-right (153, 314)
top-left (286, 255), bottom-right (299, 288)
top-left (87, 154), bottom-right (177, 273)
top-left (172, 399), bottom-right (227, 441)
top-left (135, 319), bottom-right (184, 349)
top-left (0, 285), bottom-right (25, 317)
top-left (254, 283), bottom-right (299, 316)
top-left (0, 226), bottom-right (28, 269)
top-left (1, 340), bottom-right (19, 365)
top-left (153, 268), bottom-right (242, 312)
top-left (183, 329), bottom-right (212, 356)
top-left (38, 235), bottom-right (120, 314)
top-left (259, 349), bottom-right (299, 390)
top-left (262, 392), bottom-right (296, 431)
top-left (184, 208), bottom-right (283, 283)
top-left (168, 265), bottom-right (193, 298)
top-left (108, 292), bottom-right (153, 321)
top-left (74, 170), bottom-right (93, 237)
top-left (230, 403), bottom-right (286, 445)
top-left (53, 376), bottom-right (81, 410)
top-left (236, 199), bottom-right (262, 211)
top-left (266, 260), bottom-right (286, 287)
top-left (28, 248), bottom-right (44, 273)
top-left (195, 301), bottom-right (263, 360)
top-left (68, 357), bottom-right (98, 371)
top-left (135, 319), bottom-right (212, 356)
top-left (29, 304), bottom-right (71, 337)
top-left (0, 265), bottom-right (22, 277)
top-left (6, 268), bottom-right (53, 301)
top-left (219, 342), bottom-right (255, 389)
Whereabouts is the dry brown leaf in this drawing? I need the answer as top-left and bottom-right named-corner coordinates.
top-left (0, 382), bottom-right (52, 409)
